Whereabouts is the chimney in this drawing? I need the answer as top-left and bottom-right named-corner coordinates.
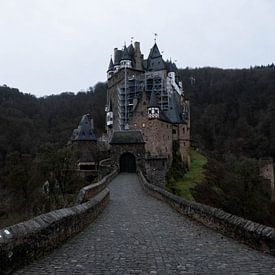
top-left (134, 41), bottom-right (143, 71)
top-left (134, 41), bottom-right (140, 52)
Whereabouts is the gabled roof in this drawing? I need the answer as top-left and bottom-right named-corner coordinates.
top-left (109, 130), bottom-right (145, 144)
top-left (71, 114), bottom-right (97, 141)
top-left (149, 90), bottom-right (158, 108)
top-left (107, 58), bottom-right (114, 72)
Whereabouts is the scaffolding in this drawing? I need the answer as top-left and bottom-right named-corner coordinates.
top-left (145, 72), bottom-right (169, 111)
top-left (117, 70), bottom-right (170, 130)
top-left (117, 73), bottom-right (144, 130)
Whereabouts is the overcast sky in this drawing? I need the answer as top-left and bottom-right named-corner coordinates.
top-left (0, 0), bottom-right (274, 96)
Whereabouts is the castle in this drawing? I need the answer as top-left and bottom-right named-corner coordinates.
top-left (105, 41), bottom-right (191, 184)
top-left (71, 40), bottom-right (191, 185)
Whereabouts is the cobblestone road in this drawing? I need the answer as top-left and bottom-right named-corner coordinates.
top-left (17, 173), bottom-right (275, 274)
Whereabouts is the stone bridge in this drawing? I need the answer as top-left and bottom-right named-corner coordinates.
top-left (17, 173), bottom-right (275, 274)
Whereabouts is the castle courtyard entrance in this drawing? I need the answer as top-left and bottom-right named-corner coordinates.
top-left (120, 153), bottom-right (136, 173)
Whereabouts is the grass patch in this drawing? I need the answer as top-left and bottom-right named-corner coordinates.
top-left (166, 149), bottom-right (207, 201)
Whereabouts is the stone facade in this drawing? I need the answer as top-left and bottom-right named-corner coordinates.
top-left (131, 92), bottom-right (173, 160)
top-left (145, 156), bottom-right (169, 187)
top-left (110, 143), bottom-right (145, 173)
top-left (105, 41), bottom-right (191, 182)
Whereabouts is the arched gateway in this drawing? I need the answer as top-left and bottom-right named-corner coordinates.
top-left (109, 130), bottom-right (145, 173)
top-left (120, 153), bottom-right (136, 173)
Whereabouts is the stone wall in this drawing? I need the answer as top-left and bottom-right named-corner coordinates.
top-left (76, 169), bottom-right (118, 204)
top-left (144, 156), bottom-right (169, 187)
top-left (111, 143), bottom-right (145, 172)
top-left (0, 170), bottom-right (118, 274)
top-left (131, 92), bottom-right (173, 160)
top-left (138, 171), bottom-right (275, 255)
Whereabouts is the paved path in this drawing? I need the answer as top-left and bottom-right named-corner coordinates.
top-left (18, 173), bottom-right (275, 274)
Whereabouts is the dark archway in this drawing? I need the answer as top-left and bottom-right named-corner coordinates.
top-left (120, 153), bottom-right (136, 173)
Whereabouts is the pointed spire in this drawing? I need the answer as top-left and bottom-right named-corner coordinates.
top-left (149, 90), bottom-right (158, 108)
top-left (127, 44), bottom-right (135, 57)
top-left (107, 57), bottom-right (114, 72)
top-left (148, 43), bottom-right (162, 59)
top-left (121, 45), bottom-right (131, 61)
top-left (71, 114), bottom-right (97, 141)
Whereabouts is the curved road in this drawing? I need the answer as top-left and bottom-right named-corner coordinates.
top-left (18, 173), bottom-right (275, 274)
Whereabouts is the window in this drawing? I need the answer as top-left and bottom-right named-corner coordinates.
top-left (172, 129), bottom-right (176, 134)
top-left (183, 127), bottom-right (185, 134)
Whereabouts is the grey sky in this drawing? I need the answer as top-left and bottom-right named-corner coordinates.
top-left (0, 0), bottom-right (274, 96)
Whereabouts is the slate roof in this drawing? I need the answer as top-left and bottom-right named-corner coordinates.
top-left (166, 61), bottom-right (178, 73)
top-left (147, 43), bottom-right (166, 71)
top-left (127, 44), bottom-right (135, 57)
top-left (109, 130), bottom-right (145, 144)
top-left (148, 43), bottom-right (162, 59)
top-left (71, 114), bottom-right (97, 141)
top-left (121, 45), bottom-right (132, 61)
top-left (107, 58), bottom-right (114, 72)
top-left (162, 93), bottom-right (185, 124)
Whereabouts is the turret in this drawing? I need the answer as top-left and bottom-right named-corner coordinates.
top-left (148, 90), bottom-right (159, 119)
top-left (114, 48), bottom-right (122, 72)
top-left (106, 100), bottom-right (113, 128)
top-left (147, 43), bottom-right (166, 71)
top-left (120, 46), bottom-right (132, 68)
top-left (107, 57), bottom-right (114, 79)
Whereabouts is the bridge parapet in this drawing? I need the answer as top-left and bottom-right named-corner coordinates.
top-left (0, 169), bottom-right (118, 274)
top-left (76, 169), bottom-right (118, 203)
top-left (138, 170), bottom-right (275, 256)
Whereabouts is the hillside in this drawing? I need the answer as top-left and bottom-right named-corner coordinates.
top-left (180, 65), bottom-right (275, 159)
top-left (0, 83), bottom-right (107, 163)
top-left (0, 65), bottom-right (275, 228)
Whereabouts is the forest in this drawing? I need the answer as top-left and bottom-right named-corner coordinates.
top-left (0, 64), bottom-right (274, 228)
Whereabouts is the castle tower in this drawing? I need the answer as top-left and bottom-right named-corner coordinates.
top-left (105, 40), bottom-right (191, 176)
top-left (120, 45), bottom-right (132, 68)
top-left (107, 58), bottom-right (114, 79)
top-left (147, 43), bottom-right (166, 71)
top-left (113, 48), bottom-right (122, 72)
